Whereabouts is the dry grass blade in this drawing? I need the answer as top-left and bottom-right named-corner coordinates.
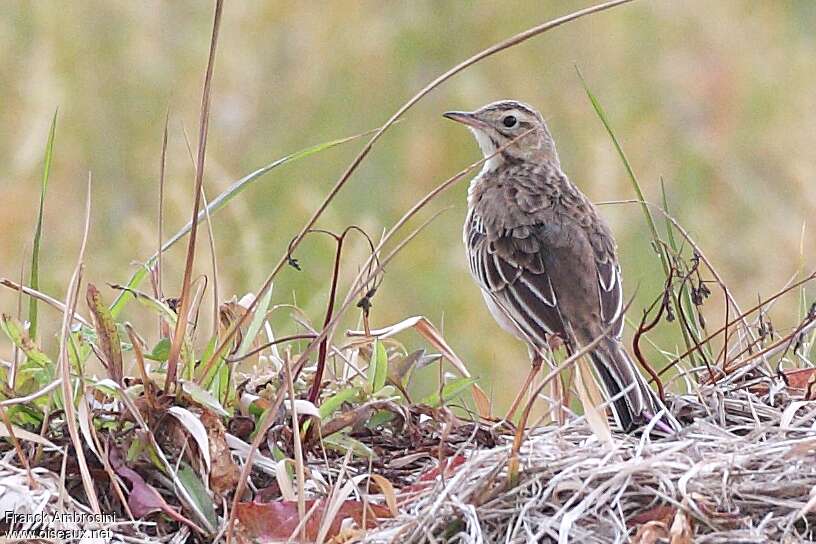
top-left (181, 122), bottom-right (221, 340)
top-left (0, 278), bottom-right (91, 327)
top-left (156, 109), bottom-right (169, 334)
top-left (283, 354), bottom-right (307, 543)
top-left (57, 173), bottom-right (100, 514)
top-left (165, 0), bottom-right (223, 391)
top-left (0, 379), bottom-right (62, 407)
top-left (574, 357), bottom-right (613, 446)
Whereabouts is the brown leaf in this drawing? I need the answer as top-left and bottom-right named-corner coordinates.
top-left (750, 368), bottom-right (816, 396)
top-left (235, 499), bottom-right (391, 542)
top-left (200, 410), bottom-right (240, 497)
top-left (785, 368), bottom-right (816, 394)
top-left (632, 521), bottom-right (669, 544)
top-left (402, 455), bottom-right (467, 495)
top-left (629, 505), bottom-right (676, 526)
top-left (669, 507), bottom-right (694, 544)
top-left (321, 400), bottom-right (406, 438)
top-left (109, 447), bottom-right (203, 533)
top-left (86, 283), bottom-right (123, 385)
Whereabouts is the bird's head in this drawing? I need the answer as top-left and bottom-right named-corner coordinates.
top-left (443, 100), bottom-right (559, 169)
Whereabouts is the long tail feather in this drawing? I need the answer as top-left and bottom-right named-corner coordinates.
top-left (588, 338), bottom-right (672, 432)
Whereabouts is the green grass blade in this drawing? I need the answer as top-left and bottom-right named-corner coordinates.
top-left (367, 339), bottom-right (388, 394)
top-left (659, 178), bottom-right (679, 254)
top-left (421, 377), bottom-right (478, 407)
top-left (577, 68), bottom-right (699, 358)
top-left (575, 67), bottom-right (669, 275)
top-left (109, 129), bottom-right (374, 319)
top-left (235, 287), bottom-right (274, 360)
top-left (29, 110), bottom-right (58, 341)
top-left (660, 179), bottom-right (705, 362)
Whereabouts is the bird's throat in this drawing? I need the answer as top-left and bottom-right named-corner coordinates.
top-left (469, 127), bottom-right (503, 174)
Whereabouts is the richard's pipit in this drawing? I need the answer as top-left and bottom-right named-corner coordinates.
top-left (445, 100), bottom-right (669, 431)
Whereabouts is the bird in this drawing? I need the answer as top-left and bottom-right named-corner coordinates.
top-left (443, 99), bottom-right (668, 431)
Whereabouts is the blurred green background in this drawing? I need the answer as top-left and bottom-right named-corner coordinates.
top-left (1, 1), bottom-right (814, 408)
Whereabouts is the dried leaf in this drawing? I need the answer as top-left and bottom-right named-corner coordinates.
top-left (0, 422), bottom-right (59, 450)
top-left (669, 507), bottom-right (693, 544)
top-left (366, 474), bottom-right (398, 517)
top-left (200, 409), bottom-right (239, 497)
top-left (275, 459), bottom-right (298, 501)
top-left (234, 499), bottom-right (391, 542)
top-left (387, 349), bottom-right (426, 387)
top-left (86, 283), bottom-right (123, 385)
top-left (286, 399), bottom-right (321, 418)
top-left (471, 383), bottom-right (492, 420)
top-left (632, 521), bottom-right (669, 544)
top-left (109, 447), bottom-right (201, 531)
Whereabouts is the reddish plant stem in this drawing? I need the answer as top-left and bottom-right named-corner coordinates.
top-left (308, 233), bottom-right (345, 404)
top-left (632, 270), bottom-right (673, 401)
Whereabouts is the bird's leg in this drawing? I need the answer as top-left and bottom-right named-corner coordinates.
top-left (504, 352), bottom-right (543, 423)
top-left (548, 337), bottom-right (572, 425)
top-left (548, 371), bottom-right (566, 426)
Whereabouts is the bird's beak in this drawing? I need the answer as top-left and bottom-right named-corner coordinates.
top-left (443, 110), bottom-right (486, 129)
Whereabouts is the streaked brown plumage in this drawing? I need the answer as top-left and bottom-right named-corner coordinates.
top-left (444, 100), bottom-right (666, 431)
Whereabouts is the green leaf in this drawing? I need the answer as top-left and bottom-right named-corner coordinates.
top-left (318, 387), bottom-right (360, 420)
top-left (576, 68), bottom-right (665, 270)
top-left (29, 109), bottom-right (58, 342)
top-left (180, 380), bottom-right (230, 417)
top-left (177, 464), bottom-right (218, 532)
top-left (146, 337), bottom-right (171, 362)
top-left (421, 377), bottom-right (478, 407)
top-left (1, 314), bottom-right (52, 368)
top-left (6, 404), bottom-right (44, 427)
top-left (235, 288), bottom-right (273, 359)
top-left (322, 432), bottom-right (376, 459)
top-left (116, 285), bottom-right (178, 326)
top-left (365, 410), bottom-right (395, 429)
top-left (367, 339), bottom-right (388, 394)
top-left (109, 130), bottom-right (373, 319)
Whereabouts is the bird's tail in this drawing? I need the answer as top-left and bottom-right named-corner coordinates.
top-left (588, 337), bottom-right (676, 432)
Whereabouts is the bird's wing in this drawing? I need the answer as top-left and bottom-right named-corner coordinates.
top-left (466, 207), bottom-right (624, 349)
top-left (466, 210), bottom-right (565, 350)
top-left (595, 257), bottom-right (624, 339)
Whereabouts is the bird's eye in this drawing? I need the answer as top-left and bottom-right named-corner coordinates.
top-left (502, 115), bottom-right (517, 128)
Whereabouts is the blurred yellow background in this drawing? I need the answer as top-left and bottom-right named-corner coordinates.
top-left (1, 1), bottom-right (814, 407)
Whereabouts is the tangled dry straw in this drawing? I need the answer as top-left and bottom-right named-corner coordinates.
top-left (362, 387), bottom-right (816, 544)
